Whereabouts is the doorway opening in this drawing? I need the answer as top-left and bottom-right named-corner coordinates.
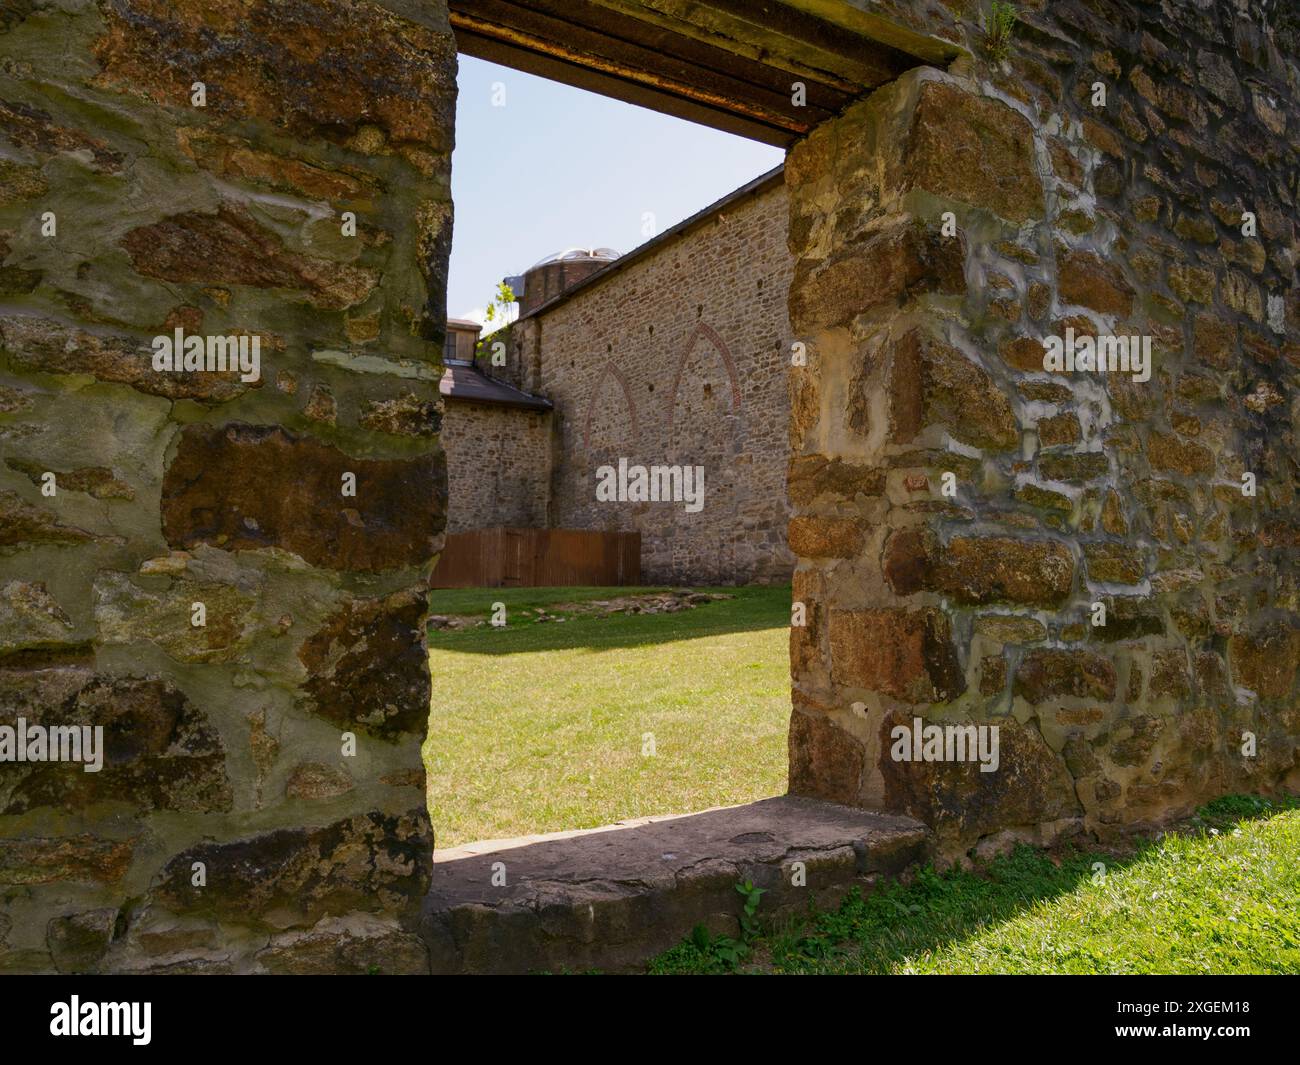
top-left (422, 51), bottom-right (794, 848)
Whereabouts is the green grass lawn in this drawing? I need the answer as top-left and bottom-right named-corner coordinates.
top-left (423, 584), bottom-right (791, 847)
top-left (423, 590), bottom-right (1299, 975)
top-left (651, 795), bottom-right (1300, 975)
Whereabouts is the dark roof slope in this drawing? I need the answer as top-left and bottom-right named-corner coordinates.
top-left (440, 361), bottom-right (552, 411)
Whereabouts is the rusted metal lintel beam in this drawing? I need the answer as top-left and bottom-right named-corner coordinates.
top-left (452, 2), bottom-right (845, 121)
top-left (454, 30), bottom-right (798, 145)
top-left (588, 0), bottom-right (919, 88)
top-left (451, 10), bottom-right (833, 143)
top-left (468, 0), bottom-right (865, 102)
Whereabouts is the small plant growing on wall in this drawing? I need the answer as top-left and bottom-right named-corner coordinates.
top-left (676, 879), bottom-right (768, 971)
top-left (985, 1), bottom-right (1017, 64)
top-left (483, 280), bottom-right (516, 326)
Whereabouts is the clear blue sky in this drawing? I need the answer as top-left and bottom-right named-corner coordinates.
top-left (447, 55), bottom-right (785, 324)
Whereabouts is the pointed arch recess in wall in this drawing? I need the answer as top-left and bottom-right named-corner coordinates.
top-left (666, 321), bottom-right (742, 429)
top-left (582, 360), bottom-right (640, 450)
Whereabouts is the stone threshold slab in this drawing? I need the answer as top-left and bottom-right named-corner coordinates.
top-left (421, 795), bottom-right (928, 973)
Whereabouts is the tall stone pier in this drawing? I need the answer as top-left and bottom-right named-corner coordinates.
top-left (0, 0), bottom-right (454, 973)
top-left (786, 2), bottom-right (1300, 857)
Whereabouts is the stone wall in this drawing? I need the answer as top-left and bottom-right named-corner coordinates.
top-left (786, 0), bottom-right (1300, 858)
top-left (0, 0), bottom-right (454, 972)
top-left (441, 401), bottom-right (551, 533)
top-left (3, 0), bottom-right (1298, 974)
top-left (513, 175), bottom-right (794, 585)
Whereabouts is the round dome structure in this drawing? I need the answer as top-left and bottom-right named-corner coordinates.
top-left (529, 247), bottom-right (620, 269)
top-left (518, 246), bottom-right (621, 313)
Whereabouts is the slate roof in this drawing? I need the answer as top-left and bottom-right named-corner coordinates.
top-left (440, 360), bottom-right (552, 412)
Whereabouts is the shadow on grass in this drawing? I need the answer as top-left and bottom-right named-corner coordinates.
top-left (653, 794), bottom-right (1300, 974)
top-left (427, 584), bottom-right (790, 655)
top-left (758, 841), bottom-right (1153, 975)
top-left (1193, 792), bottom-right (1298, 828)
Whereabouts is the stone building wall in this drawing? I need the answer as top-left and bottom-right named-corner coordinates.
top-left (513, 175), bottom-right (795, 585)
top-left (441, 402), bottom-right (551, 533)
top-left (786, 0), bottom-right (1300, 858)
top-left (0, 0), bottom-right (454, 972)
top-left (1, 0), bottom-right (1296, 975)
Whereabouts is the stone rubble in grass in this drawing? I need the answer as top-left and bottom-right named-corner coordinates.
top-left (429, 589), bottom-right (733, 630)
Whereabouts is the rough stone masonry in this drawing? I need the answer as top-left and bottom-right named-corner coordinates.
top-left (786, 0), bottom-right (1300, 858)
top-left (1, 0), bottom-right (1298, 974)
top-left (0, 0), bottom-right (453, 973)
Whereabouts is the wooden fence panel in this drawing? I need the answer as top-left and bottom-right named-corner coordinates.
top-left (430, 528), bottom-right (641, 588)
